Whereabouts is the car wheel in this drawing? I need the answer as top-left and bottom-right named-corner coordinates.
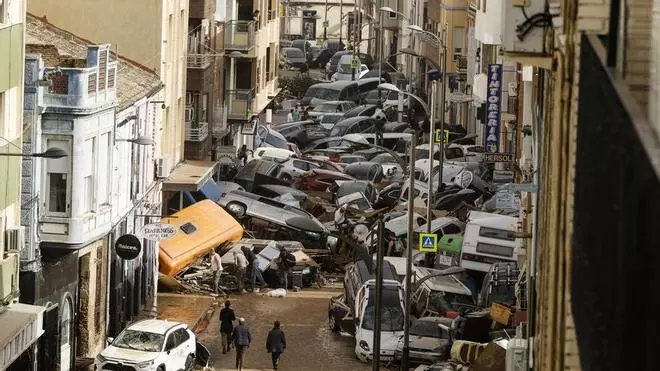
top-left (226, 202), bottom-right (246, 218)
top-left (184, 354), bottom-right (195, 371)
top-left (329, 310), bottom-right (340, 332)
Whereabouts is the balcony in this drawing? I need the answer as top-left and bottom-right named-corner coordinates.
top-left (185, 121), bottom-right (209, 141)
top-left (189, 0), bottom-right (214, 19)
top-left (187, 53), bottom-right (213, 69)
top-left (43, 62), bottom-right (118, 112)
top-left (225, 20), bottom-right (256, 53)
top-left (225, 89), bottom-right (254, 121)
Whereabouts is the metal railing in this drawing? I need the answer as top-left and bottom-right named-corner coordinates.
top-left (187, 54), bottom-right (213, 68)
top-left (185, 121), bottom-right (209, 141)
top-left (225, 89), bottom-right (254, 120)
top-left (225, 20), bottom-right (256, 51)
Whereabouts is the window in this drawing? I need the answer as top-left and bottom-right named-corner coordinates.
top-left (476, 242), bottom-right (513, 257)
top-left (98, 133), bottom-right (110, 204)
top-left (389, 0), bottom-right (397, 19)
top-left (0, 0), bottom-right (6, 24)
top-left (84, 176), bottom-right (93, 212)
top-left (45, 139), bottom-right (71, 215)
top-left (293, 160), bottom-right (310, 171)
top-left (442, 223), bottom-right (463, 236)
top-left (479, 226), bottom-right (516, 241)
top-left (82, 138), bottom-right (96, 212)
top-left (201, 94), bottom-right (208, 122)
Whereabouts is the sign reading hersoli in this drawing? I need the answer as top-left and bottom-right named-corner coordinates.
top-left (484, 64), bottom-right (503, 153)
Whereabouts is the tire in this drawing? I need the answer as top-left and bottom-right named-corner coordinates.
top-left (226, 202), bottom-right (246, 218)
top-left (184, 354), bottom-right (195, 371)
top-left (329, 310), bottom-right (340, 332)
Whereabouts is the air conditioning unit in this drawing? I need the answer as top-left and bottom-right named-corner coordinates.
top-left (5, 227), bottom-right (24, 252)
top-left (156, 157), bottom-right (170, 178)
top-left (0, 253), bottom-right (19, 304)
top-left (501, 0), bottom-right (547, 54)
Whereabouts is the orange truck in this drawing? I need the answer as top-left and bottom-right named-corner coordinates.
top-left (159, 199), bottom-right (244, 276)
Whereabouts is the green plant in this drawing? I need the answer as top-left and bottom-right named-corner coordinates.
top-left (277, 74), bottom-right (316, 99)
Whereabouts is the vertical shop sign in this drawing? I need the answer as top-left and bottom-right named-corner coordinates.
top-left (484, 64), bottom-right (503, 153)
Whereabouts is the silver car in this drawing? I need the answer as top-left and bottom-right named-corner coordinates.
top-left (277, 158), bottom-right (322, 181)
top-left (395, 317), bottom-right (453, 364)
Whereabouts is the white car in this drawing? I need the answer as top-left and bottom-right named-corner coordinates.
top-left (251, 147), bottom-right (296, 161)
top-left (95, 319), bottom-right (199, 371)
top-left (332, 64), bottom-right (369, 81)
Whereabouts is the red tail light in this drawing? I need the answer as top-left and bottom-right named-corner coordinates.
top-left (330, 154), bottom-right (340, 162)
top-left (445, 311), bottom-right (458, 319)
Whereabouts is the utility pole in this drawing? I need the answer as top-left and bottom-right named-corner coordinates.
top-left (352, 0), bottom-right (358, 80)
top-left (324, 0), bottom-right (329, 40)
top-left (401, 132), bottom-right (417, 371)
top-left (339, 0), bottom-right (344, 43)
top-left (426, 79), bottom-right (437, 232)
top-left (372, 215), bottom-right (385, 370)
top-left (377, 3), bottom-right (384, 103)
top-left (437, 25), bottom-right (448, 195)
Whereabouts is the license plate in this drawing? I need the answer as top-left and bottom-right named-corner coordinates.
top-left (438, 255), bottom-right (453, 266)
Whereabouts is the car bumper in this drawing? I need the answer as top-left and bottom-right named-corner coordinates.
top-left (394, 349), bottom-right (445, 364)
top-left (356, 350), bottom-right (396, 363)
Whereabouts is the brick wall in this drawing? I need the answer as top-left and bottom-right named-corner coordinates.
top-left (50, 74), bottom-right (68, 94)
top-left (25, 44), bottom-right (61, 67)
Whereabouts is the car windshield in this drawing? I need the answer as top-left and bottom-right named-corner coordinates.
top-left (329, 125), bottom-right (348, 137)
top-left (112, 330), bottom-right (165, 352)
top-left (266, 133), bottom-right (289, 149)
top-left (410, 320), bottom-right (443, 338)
top-left (286, 49), bottom-right (304, 58)
top-left (428, 292), bottom-right (475, 313)
top-left (315, 103), bottom-right (340, 113)
top-left (361, 288), bottom-right (404, 331)
top-left (415, 148), bottom-right (430, 160)
top-left (305, 87), bottom-right (340, 101)
top-left (337, 63), bottom-right (353, 74)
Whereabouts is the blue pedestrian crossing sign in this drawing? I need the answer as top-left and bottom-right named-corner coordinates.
top-left (419, 233), bottom-right (438, 252)
top-left (434, 129), bottom-right (450, 143)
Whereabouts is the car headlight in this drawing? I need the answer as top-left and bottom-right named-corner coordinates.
top-left (359, 340), bottom-right (370, 351)
top-left (301, 267), bottom-right (311, 275)
top-left (136, 359), bottom-right (155, 368)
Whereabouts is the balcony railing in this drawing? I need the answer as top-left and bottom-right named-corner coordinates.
top-left (225, 20), bottom-right (256, 51)
top-left (571, 34), bottom-right (660, 371)
top-left (187, 53), bottom-right (214, 69)
top-left (225, 89), bottom-right (254, 120)
top-left (185, 121), bottom-right (209, 141)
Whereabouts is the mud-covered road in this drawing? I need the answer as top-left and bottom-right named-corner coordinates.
top-left (158, 287), bottom-right (372, 371)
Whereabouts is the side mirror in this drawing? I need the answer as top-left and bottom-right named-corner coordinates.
top-left (107, 337), bottom-right (114, 345)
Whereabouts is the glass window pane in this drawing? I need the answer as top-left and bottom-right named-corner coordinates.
top-left (49, 173), bottom-right (67, 213)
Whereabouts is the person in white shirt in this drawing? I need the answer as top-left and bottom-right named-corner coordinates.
top-left (233, 251), bottom-right (249, 294)
top-left (211, 249), bottom-right (223, 296)
top-left (286, 109), bottom-right (294, 122)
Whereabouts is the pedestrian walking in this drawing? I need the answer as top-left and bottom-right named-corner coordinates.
top-left (210, 248), bottom-right (223, 296)
top-left (237, 144), bottom-right (248, 166)
top-left (266, 321), bottom-right (287, 370)
top-left (286, 109), bottom-right (294, 122)
top-left (292, 105), bottom-right (301, 121)
top-left (233, 251), bottom-right (248, 294)
top-left (232, 318), bottom-right (252, 371)
top-left (241, 246), bottom-right (267, 291)
top-left (275, 244), bottom-right (296, 290)
top-left (220, 300), bottom-right (236, 354)
top-left (300, 107), bottom-right (310, 121)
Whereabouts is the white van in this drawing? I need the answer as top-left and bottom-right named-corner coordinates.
top-left (460, 211), bottom-right (521, 272)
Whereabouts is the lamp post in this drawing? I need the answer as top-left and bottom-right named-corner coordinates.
top-left (409, 24), bottom-right (448, 196)
top-left (0, 147), bottom-right (69, 159)
top-left (403, 132), bottom-right (416, 371)
top-left (115, 136), bottom-right (155, 146)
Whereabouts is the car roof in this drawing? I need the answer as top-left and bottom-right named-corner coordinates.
top-left (334, 116), bottom-right (372, 127)
top-left (356, 78), bottom-right (383, 86)
top-left (283, 47), bottom-right (302, 52)
top-left (128, 319), bottom-right (184, 334)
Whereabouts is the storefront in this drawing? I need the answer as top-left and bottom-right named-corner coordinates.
top-left (1, 303), bottom-right (46, 370)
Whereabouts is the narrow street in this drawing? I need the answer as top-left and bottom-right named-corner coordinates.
top-left (158, 288), bottom-right (371, 371)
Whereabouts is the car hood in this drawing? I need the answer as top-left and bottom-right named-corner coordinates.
top-left (409, 336), bottom-right (444, 350)
top-left (100, 345), bottom-right (159, 363)
top-left (286, 57), bottom-right (307, 63)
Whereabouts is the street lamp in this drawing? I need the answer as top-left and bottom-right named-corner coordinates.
top-left (377, 7), bottom-right (409, 103)
top-left (115, 136), bottom-right (155, 146)
top-left (0, 147), bottom-right (69, 159)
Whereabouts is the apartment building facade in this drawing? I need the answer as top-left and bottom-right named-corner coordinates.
top-left (15, 15), bottom-right (165, 370)
top-left (224, 0), bottom-right (281, 149)
top-left (0, 1), bottom-right (49, 371)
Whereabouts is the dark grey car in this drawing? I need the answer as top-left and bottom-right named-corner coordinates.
top-left (282, 47), bottom-right (308, 70)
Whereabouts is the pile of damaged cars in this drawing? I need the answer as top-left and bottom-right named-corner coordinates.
top-left (155, 92), bottom-right (528, 369)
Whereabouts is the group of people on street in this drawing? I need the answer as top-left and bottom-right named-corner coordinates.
top-left (219, 300), bottom-right (287, 371)
top-left (286, 103), bottom-right (309, 122)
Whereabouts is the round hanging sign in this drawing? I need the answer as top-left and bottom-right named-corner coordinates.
top-left (115, 234), bottom-right (142, 260)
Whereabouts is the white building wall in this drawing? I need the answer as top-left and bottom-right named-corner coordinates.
top-left (474, 0), bottom-right (501, 45)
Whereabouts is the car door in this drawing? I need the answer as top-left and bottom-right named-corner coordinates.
top-left (164, 330), bottom-right (182, 369)
top-left (292, 159), bottom-right (311, 175)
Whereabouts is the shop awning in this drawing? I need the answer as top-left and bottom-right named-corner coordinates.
top-left (0, 303), bottom-right (46, 369)
top-left (163, 161), bottom-right (217, 192)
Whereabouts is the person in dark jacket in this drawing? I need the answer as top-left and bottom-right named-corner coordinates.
top-left (275, 244), bottom-right (296, 290)
top-left (241, 246), bottom-right (267, 291)
top-left (219, 300), bottom-right (236, 354)
top-left (266, 321), bottom-right (287, 370)
top-left (232, 318), bottom-right (251, 371)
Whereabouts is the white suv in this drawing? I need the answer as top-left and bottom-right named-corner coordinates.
top-left (95, 319), bottom-right (197, 371)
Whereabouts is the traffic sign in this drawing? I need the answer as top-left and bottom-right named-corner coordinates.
top-left (323, 20), bottom-right (329, 28)
top-left (484, 152), bottom-right (514, 162)
top-left (419, 233), bottom-right (438, 253)
top-left (351, 57), bottom-right (359, 69)
top-left (434, 129), bottom-right (449, 143)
